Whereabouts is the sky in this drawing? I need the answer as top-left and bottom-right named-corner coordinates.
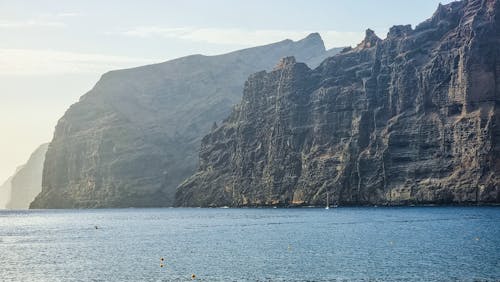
top-left (0, 0), bottom-right (454, 182)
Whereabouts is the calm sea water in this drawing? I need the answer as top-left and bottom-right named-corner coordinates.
top-left (0, 207), bottom-right (499, 281)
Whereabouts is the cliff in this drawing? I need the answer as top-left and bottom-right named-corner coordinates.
top-left (1, 144), bottom-right (48, 209)
top-left (30, 34), bottom-right (342, 208)
top-left (0, 166), bottom-right (25, 209)
top-left (0, 175), bottom-right (13, 209)
top-left (176, 0), bottom-right (500, 207)
top-left (7, 144), bottom-right (48, 209)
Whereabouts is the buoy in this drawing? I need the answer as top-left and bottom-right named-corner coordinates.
top-left (160, 257), bottom-right (164, 261)
top-left (160, 264), bottom-right (164, 268)
top-left (191, 274), bottom-right (196, 279)
top-left (94, 225), bottom-right (98, 229)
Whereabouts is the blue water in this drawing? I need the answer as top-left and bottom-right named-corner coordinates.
top-left (0, 207), bottom-right (499, 281)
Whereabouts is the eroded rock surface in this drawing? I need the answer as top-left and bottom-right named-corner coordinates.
top-left (31, 34), bottom-right (342, 208)
top-left (176, 0), bottom-right (500, 207)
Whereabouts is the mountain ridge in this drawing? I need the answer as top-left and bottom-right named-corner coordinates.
top-left (31, 34), bottom-right (344, 208)
top-left (176, 0), bottom-right (500, 207)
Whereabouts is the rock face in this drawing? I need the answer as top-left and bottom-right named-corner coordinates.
top-left (3, 144), bottom-right (48, 209)
top-left (30, 34), bottom-right (343, 208)
top-left (176, 0), bottom-right (500, 207)
top-left (0, 176), bottom-right (13, 209)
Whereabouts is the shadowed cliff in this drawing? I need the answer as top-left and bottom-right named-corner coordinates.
top-left (176, 0), bottom-right (500, 207)
top-left (31, 34), bottom-right (343, 208)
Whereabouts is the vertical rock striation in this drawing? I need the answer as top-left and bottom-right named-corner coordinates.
top-left (31, 34), bottom-right (343, 208)
top-left (176, 0), bottom-right (500, 207)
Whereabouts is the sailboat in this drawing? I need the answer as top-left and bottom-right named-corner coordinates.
top-left (325, 192), bottom-right (330, 210)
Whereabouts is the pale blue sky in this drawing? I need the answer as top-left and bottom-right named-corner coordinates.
top-left (0, 0), bottom-right (454, 182)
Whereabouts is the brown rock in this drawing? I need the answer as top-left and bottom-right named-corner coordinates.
top-left (176, 0), bottom-right (500, 207)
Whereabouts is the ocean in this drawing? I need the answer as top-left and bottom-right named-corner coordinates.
top-left (1, 207), bottom-right (499, 281)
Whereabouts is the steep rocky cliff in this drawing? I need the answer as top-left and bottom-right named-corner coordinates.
top-left (0, 175), bottom-right (13, 209)
top-left (30, 34), bottom-right (342, 208)
top-left (176, 0), bottom-right (500, 207)
top-left (6, 144), bottom-right (48, 209)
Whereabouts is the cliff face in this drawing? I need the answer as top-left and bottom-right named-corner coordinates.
top-left (0, 176), bottom-right (13, 209)
top-left (176, 0), bottom-right (500, 207)
top-left (3, 144), bottom-right (48, 209)
top-left (30, 34), bottom-right (342, 208)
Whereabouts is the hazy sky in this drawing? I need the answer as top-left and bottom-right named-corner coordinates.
top-left (0, 0), bottom-right (454, 182)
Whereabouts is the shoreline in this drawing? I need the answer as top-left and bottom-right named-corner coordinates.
top-left (3, 202), bottom-right (498, 211)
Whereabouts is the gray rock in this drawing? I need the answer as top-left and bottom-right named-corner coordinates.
top-left (0, 176), bottom-right (13, 209)
top-left (31, 34), bottom-right (343, 208)
top-left (176, 0), bottom-right (500, 207)
top-left (4, 144), bottom-right (48, 209)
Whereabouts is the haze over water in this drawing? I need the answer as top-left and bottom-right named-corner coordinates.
top-left (1, 207), bottom-right (499, 281)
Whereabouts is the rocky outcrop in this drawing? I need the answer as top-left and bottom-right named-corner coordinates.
top-left (0, 144), bottom-right (48, 209)
top-left (30, 34), bottom-right (343, 208)
top-left (176, 0), bottom-right (500, 207)
top-left (0, 176), bottom-right (13, 209)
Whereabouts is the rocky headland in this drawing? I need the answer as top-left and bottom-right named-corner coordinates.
top-left (176, 0), bottom-right (500, 207)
